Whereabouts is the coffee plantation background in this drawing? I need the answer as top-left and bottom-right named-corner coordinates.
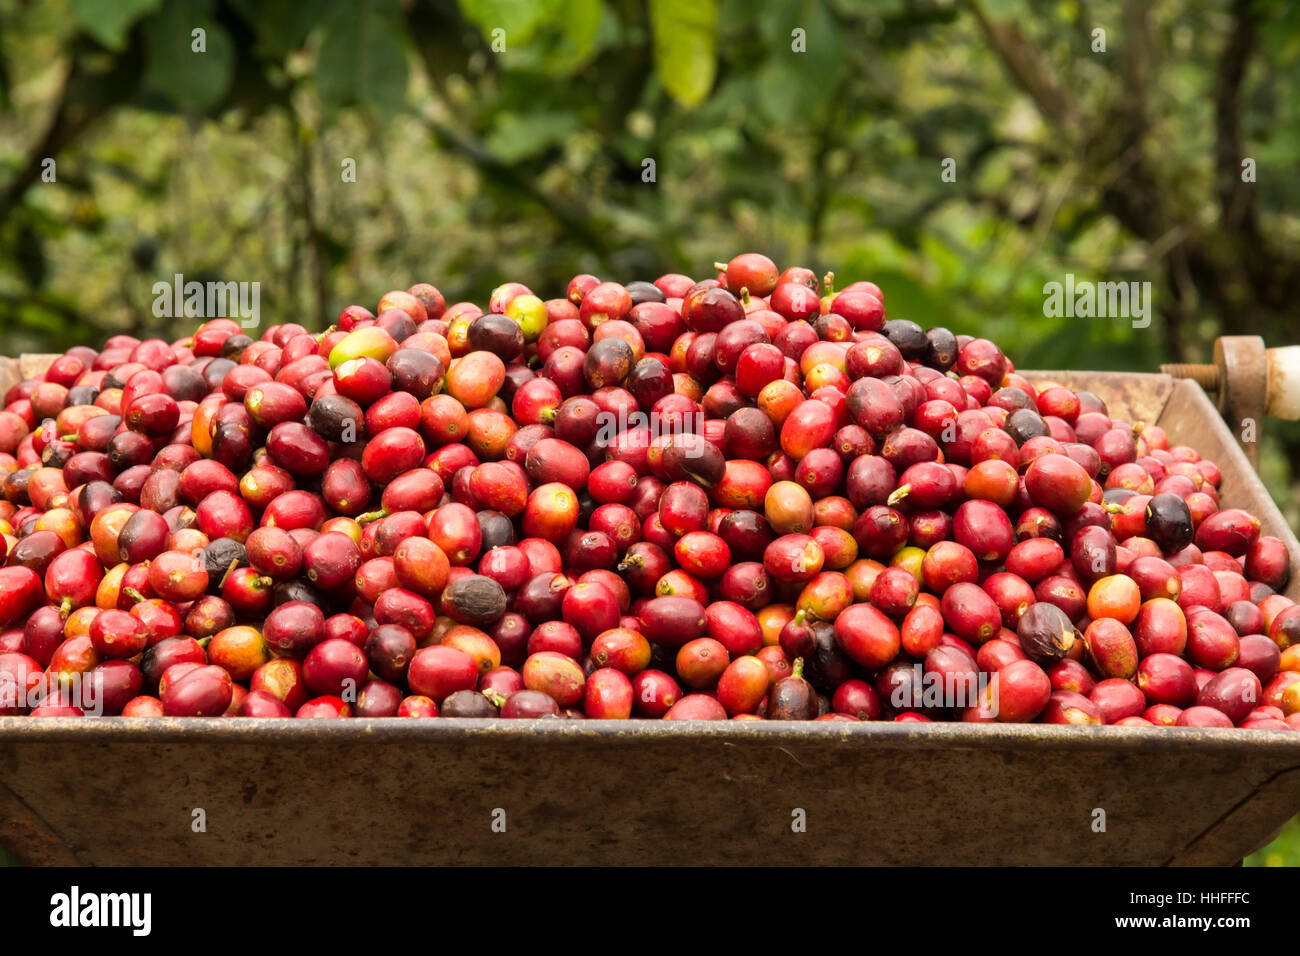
top-left (1, 0), bottom-right (1299, 865)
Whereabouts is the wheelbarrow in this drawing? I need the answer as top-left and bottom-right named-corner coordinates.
top-left (0, 342), bottom-right (1298, 866)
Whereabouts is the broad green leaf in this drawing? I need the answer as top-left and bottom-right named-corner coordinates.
top-left (484, 110), bottom-right (581, 163)
top-left (548, 0), bottom-right (602, 72)
top-left (755, 0), bottom-right (846, 123)
top-left (142, 0), bottom-right (234, 111)
top-left (649, 0), bottom-right (718, 107)
top-left (227, 0), bottom-right (322, 58)
top-left (491, 0), bottom-right (603, 74)
top-left (755, 61), bottom-right (804, 121)
top-left (315, 0), bottom-right (409, 121)
top-left (458, 0), bottom-right (553, 45)
top-left (757, 0), bottom-right (804, 49)
top-left (68, 0), bottom-right (162, 51)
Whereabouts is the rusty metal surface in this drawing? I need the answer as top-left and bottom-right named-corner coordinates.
top-left (0, 354), bottom-right (58, 399)
top-left (0, 357), bottom-right (23, 400)
top-left (1, 719), bottom-right (1298, 867)
top-left (0, 364), bottom-right (1297, 866)
top-left (1026, 370), bottom-right (1174, 426)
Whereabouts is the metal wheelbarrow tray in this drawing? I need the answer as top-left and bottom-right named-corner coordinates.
top-left (0, 365), bottom-right (1297, 867)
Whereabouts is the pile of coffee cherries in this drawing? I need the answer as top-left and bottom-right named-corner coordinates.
top-left (0, 254), bottom-right (1296, 726)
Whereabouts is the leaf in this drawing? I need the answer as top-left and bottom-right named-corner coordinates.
top-left (458, 0), bottom-right (553, 45)
top-left (315, 0), bottom-right (410, 122)
top-left (755, 0), bottom-right (846, 123)
top-left (756, 0), bottom-right (801, 48)
top-left (544, 0), bottom-right (603, 73)
top-left (68, 0), bottom-right (162, 51)
top-left (754, 63), bottom-right (802, 122)
top-left (227, 0), bottom-right (321, 58)
top-left (649, 0), bottom-right (718, 108)
top-left (486, 0), bottom-right (603, 75)
top-left (142, 0), bottom-right (234, 111)
top-left (484, 110), bottom-right (581, 163)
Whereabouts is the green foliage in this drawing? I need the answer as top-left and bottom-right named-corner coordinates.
top-left (753, 0), bottom-right (847, 123)
top-left (227, 0), bottom-right (318, 58)
top-left (68, 0), bottom-right (161, 50)
top-left (1248, 817), bottom-right (1300, 867)
top-left (649, 0), bottom-right (718, 107)
top-left (458, 0), bottom-right (554, 43)
top-left (535, 0), bottom-right (603, 74)
top-left (142, 0), bottom-right (235, 111)
top-left (480, 0), bottom-right (604, 75)
top-left (484, 110), bottom-right (582, 163)
top-left (315, 0), bottom-right (410, 122)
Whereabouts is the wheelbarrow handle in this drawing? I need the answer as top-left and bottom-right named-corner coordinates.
top-left (1161, 336), bottom-right (1300, 470)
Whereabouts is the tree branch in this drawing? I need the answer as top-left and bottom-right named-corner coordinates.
top-left (403, 2), bottom-right (609, 258)
top-left (807, 84), bottom-right (851, 262)
top-left (1214, 0), bottom-right (1260, 240)
top-left (1, 37), bottom-right (141, 220)
top-left (0, 67), bottom-right (77, 218)
top-left (966, 0), bottom-right (1081, 132)
top-left (296, 118), bottom-right (327, 330)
